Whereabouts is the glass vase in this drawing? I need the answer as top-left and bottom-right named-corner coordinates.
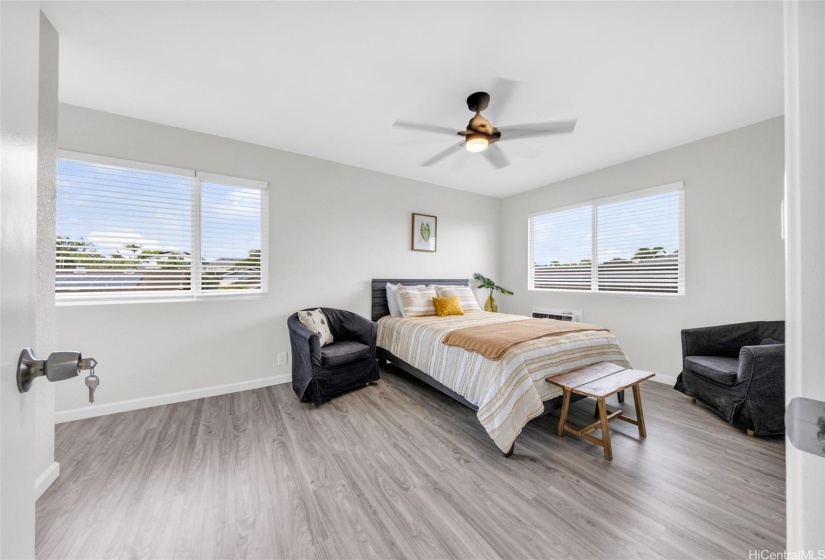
top-left (484, 292), bottom-right (498, 312)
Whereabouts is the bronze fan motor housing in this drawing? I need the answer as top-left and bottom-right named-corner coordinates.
top-left (392, 79), bottom-right (577, 169)
top-left (458, 92), bottom-right (501, 145)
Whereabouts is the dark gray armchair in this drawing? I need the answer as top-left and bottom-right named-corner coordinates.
top-left (288, 308), bottom-right (379, 405)
top-left (674, 321), bottom-right (785, 435)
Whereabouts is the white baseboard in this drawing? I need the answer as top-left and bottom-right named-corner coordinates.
top-left (35, 462), bottom-right (60, 501)
top-left (53, 369), bottom-right (675, 424)
top-left (55, 373), bottom-right (292, 424)
top-left (648, 372), bottom-right (677, 387)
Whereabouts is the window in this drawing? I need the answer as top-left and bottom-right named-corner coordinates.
top-left (529, 183), bottom-right (684, 295)
top-left (56, 152), bottom-right (268, 303)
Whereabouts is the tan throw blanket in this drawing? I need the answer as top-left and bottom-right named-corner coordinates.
top-left (442, 318), bottom-right (610, 360)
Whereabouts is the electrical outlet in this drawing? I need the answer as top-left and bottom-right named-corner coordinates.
top-left (277, 352), bottom-right (288, 366)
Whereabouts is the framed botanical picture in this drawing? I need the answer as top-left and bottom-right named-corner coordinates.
top-left (411, 213), bottom-right (437, 252)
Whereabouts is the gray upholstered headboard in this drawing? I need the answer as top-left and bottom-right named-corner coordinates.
top-left (371, 278), bottom-right (469, 322)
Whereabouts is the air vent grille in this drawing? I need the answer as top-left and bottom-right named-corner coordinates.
top-left (532, 307), bottom-right (583, 323)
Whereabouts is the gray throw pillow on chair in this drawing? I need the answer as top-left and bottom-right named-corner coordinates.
top-left (760, 338), bottom-right (783, 345)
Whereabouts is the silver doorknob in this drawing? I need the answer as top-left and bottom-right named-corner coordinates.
top-left (17, 348), bottom-right (98, 394)
top-left (786, 397), bottom-right (825, 459)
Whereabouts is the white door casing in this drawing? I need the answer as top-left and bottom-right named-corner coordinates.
top-left (784, 0), bottom-right (825, 553)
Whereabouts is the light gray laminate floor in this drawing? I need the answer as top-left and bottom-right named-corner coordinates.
top-left (36, 366), bottom-right (785, 559)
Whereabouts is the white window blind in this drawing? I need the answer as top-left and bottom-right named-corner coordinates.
top-left (529, 205), bottom-right (593, 291)
top-left (529, 183), bottom-right (684, 295)
top-left (198, 172), bottom-right (266, 294)
top-left (56, 152), bottom-right (268, 303)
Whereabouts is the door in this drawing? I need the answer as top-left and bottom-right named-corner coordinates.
top-left (0, 3), bottom-right (46, 557)
top-left (784, 0), bottom-right (825, 553)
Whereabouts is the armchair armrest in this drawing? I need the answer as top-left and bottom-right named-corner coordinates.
top-left (736, 344), bottom-right (785, 388)
top-left (735, 343), bottom-right (785, 434)
top-left (681, 322), bottom-right (762, 359)
top-left (288, 315), bottom-right (322, 367)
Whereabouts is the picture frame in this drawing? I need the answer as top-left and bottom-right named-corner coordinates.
top-left (411, 213), bottom-right (437, 252)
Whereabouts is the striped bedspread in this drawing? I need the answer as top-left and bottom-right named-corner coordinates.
top-left (377, 313), bottom-right (631, 453)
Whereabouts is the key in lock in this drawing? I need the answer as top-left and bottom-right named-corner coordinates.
top-left (80, 357), bottom-right (99, 404)
top-left (84, 370), bottom-right (99, 403)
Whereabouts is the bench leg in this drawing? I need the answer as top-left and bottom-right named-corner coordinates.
top-left (632, 384), bottom-right (647, 438)
top-left (597, 397), bottom-right (613, 461)
top-left (557, 388), bottom-right (572, 437)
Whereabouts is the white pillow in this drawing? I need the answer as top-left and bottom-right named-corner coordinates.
top-left (386, 283), bottom-right (402, 317)
top-left (435, 285), bottom-right (483, 313)
top-left (298, 308), bottom-right (334, 346)
top-left (387, 283), bottom-right (426, 317)
top-left (394, 288), bottom-right (405, 315)
top-left (397, 285), bottom-right (438, 317)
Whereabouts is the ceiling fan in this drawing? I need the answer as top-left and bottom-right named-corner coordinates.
top-left (393, 81), bottom-right (577, 170)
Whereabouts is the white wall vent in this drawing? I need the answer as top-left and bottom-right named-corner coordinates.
top-left (532, 307), bottom-right (583, 323)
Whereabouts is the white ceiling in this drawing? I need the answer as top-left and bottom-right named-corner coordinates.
top-left (42, 1), bottom-right (784, 198)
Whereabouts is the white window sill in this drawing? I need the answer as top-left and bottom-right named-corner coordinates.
top-left (528, 288), bottom-right (685, 299)
top-left (56, 291), bottom-right (268, 307)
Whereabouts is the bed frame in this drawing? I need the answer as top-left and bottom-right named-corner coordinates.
top-left (371, 278), bottom-right (583, 457)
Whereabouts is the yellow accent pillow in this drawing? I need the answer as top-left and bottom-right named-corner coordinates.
top-left (432, 296), bottom-right (464, 317)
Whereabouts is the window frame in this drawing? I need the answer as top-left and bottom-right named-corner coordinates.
top-left (528, 182), bottom-right (685, 297)
top-left (56, 150), bottom-right (269, 306)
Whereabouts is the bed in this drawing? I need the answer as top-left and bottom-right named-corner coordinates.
top-left (372, 278), bottom-right (631, 456)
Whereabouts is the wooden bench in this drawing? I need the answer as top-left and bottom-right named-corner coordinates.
top-left (546, 363), bottom-right (655, 461)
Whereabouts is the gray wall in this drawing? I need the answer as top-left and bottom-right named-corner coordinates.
top-left (54, 108), bottom-right (785, 409)
top-left (499, 117), bottom-right (785, 382)
top-left (55, 104), bottom-right (500, 413)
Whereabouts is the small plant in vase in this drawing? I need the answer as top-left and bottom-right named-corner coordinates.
top-left (473, 273), bottom-right (514, 313)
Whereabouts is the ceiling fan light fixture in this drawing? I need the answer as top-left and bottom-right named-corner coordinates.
top-left (465, 133), bottom-right (489, 153)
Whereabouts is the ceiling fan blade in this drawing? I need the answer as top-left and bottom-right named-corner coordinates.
top-left (449, 148), bottom-right (471, 173)
top-left (394, 120), bottom-right (458, 137)
top-left (481, 144), bottom-right (510, 169)
top-left (487, 78), bottom-right (520, 123)
top-left (499, 119), bottom-right (577, 140)
top-left (420, 142), bottom-right (465, 167)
